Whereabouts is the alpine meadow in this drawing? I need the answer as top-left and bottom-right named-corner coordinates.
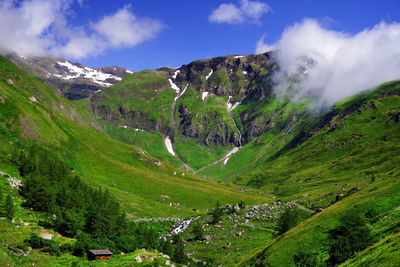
top-left (0, 0), bottom-right (399, 266)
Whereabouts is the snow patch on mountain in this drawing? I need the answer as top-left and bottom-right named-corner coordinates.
top-left (165, 137), bottom-right (176, 156)
top-left (227, 96), bottom-right (241, 112)
top-left (202, 91), bottom-right (209, 101)
top-left (223, 147), bottom-right (240, 165)
top-left (172, 70), bottom-right (180, 79)
top-left (55, 61), bottom-right (122, 87)
top-left (168, 78), bottom-right (180, 94)
top-left (205, 69), bottom-right (213, 80)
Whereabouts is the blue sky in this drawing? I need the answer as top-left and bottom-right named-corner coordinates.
top-left (1, 0), bottom-right (400, 71)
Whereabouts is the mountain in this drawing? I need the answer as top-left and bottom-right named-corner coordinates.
top-left (0, 55), bottom-right (265, 218)
top-left (240, 82), bottom-right (400, 267)
top-left (4, 53), bottom-right (131, 100)
top-left (0, 53), bottom-right (399, 266)
top-left (89, 52), bottom-right (313, 174)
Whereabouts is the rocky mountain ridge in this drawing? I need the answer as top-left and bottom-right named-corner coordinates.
top-left (4, 53), bottom-right (131, 100)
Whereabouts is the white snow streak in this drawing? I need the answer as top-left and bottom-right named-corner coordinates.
top-left (174, 83), bottom-right (189, 102)
top-left (202, 91), bottom-right (209, 101)
top-left (242, 71), bottom-right (247, 75)
top-left (168, 78), bottom-right (180, 93)
top-left (205, 69), bottom-right (213, 80)
top-left (56, 61), bottom-right (121, 87)
top-left (172, 70), bottom-right (180, 79)
top-left (223, 147), bottom-right (240, 165)
top-left (227, 96), bottom-right (241, 112)
top-left (234, 55), bottom-right (245, 59)
top-left (126, 70), bottom-right (133, 74)
top-left (165, 137), bottom-right (176, 156)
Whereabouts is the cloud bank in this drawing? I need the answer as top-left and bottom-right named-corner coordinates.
top-left (209, 0), bottom-right (270, 24)
top-left (0, 0), bottom-right (163, 59)
top-left (257, 19), bottom-right (400, 107)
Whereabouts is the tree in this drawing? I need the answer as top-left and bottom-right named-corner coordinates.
top-left (276, 207), bottom-right (298, 235)
top-left (5, 194), bottom-right (15, 220)
top-left (172, 235), bottom-right (187, 264)
top-left (160, 236), bottom-right (173, 256)
top-left (328, 213), bottom-right (373, 265)
top-left (192, 221), bottom-right (203, 240)
top-left (211, 201), bottom-right (223, 225)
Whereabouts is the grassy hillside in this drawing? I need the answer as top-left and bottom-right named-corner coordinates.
top-left (239, 81), bottom-right (400, 266)
top-left (0, 56), bottom-right (268, 219)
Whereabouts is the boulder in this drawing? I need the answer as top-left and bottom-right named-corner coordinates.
top-left (347, 187), bottom-right (361, 194)
top-left (335, 194), bottom-right (345, 202)
top-left (203, 235), bottom-right (211, 241)
top-left (223, 242), bottom-right (231, 249)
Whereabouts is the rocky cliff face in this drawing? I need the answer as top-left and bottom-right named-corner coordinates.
top-left (89, 52), bottom-right (294, 148)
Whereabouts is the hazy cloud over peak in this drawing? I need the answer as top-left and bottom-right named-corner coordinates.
top-left (257, 19), bottom-right (400, 107)
top-left (209, 0), bottom-right (271, 25)
top-left (0, 0), bottom-right (164, 59)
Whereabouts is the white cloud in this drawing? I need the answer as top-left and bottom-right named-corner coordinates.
top-left (0, 1), bottom-right (164, 59)
top-left (92, 6), bottom-right (163, 48)
top-left (209, 0), bottom-right (270, 24)
top-left (259, 19), bottom-right (400, 107)
top-left (255, 35), bottom-right (274, 54)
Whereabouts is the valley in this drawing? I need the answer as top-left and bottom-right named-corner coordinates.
top-left (0, 51), bottom-right (399, 266)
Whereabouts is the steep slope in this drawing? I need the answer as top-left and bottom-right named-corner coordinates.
top-left (4, 53), bottom-right (130, 100)
top-left (0, 56), bottom-right (266, 218)
top-left (89, 53), bottom-right (312, 172)
top-left (239, 81), bottom-right (400, 266)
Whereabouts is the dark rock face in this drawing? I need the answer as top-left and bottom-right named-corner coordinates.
top-left (90, 52), bottom-right (292, 147)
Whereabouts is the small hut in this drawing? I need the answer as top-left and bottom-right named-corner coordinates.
top-left (88, 249), bottom-right (113, 260)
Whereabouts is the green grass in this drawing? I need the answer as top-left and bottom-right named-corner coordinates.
top-left (239, 81), bottom-right (400, 266)
top-left (0, 56), bottom-right (268, 219)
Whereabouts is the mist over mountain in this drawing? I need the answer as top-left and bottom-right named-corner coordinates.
top-left (257, 19), bottom-right (400, 107)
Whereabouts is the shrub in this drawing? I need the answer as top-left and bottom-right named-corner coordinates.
top-left (191, 221), bottom-right (203, 240)
top-left (276, 207), bottom-right (298, 235)
top-left (328, 213), bottom-right (373, 265)
top-left (211, 201), bottom-right (223, 225)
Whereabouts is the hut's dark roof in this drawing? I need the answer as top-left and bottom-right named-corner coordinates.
top-left (88, 249), bottom-right (113, 255)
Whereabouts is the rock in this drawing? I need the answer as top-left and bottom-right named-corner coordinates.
top-left (347, 187), bottom-right (360, 194)
top-left (305, 177), bottom-right (313, 182)
top-left (29, 96), bottom-right (37, 102)
top-left (246, 224), bottom-right (255, 228)
top-left (7, 79), bottom-right (14, 86)
top-left (313, 208), bottom-right (323, 214)
top-left (135, 255), bottom-right (142, 262)
top-left (335, 194), bottom-right (345, 202)
top-left (203, 235), bottom-right (211, 241)
top-left (40, 233), bottom-right (53, 240)
top-left (152, 160), bottom-right (162, 166)
top-left (160, 195), bottom-right (170, 202)
top-left (223, 242), bottom-right (231, 249)
top-left (165, 260), bottom-right (170, 265)
top-left (234, 204), bottom-right (241, 212)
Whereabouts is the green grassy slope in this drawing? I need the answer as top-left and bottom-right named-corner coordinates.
top-left (239, 81), bottom-right (400, 266)
top-left (0, 56), bottom-right (267, 218)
